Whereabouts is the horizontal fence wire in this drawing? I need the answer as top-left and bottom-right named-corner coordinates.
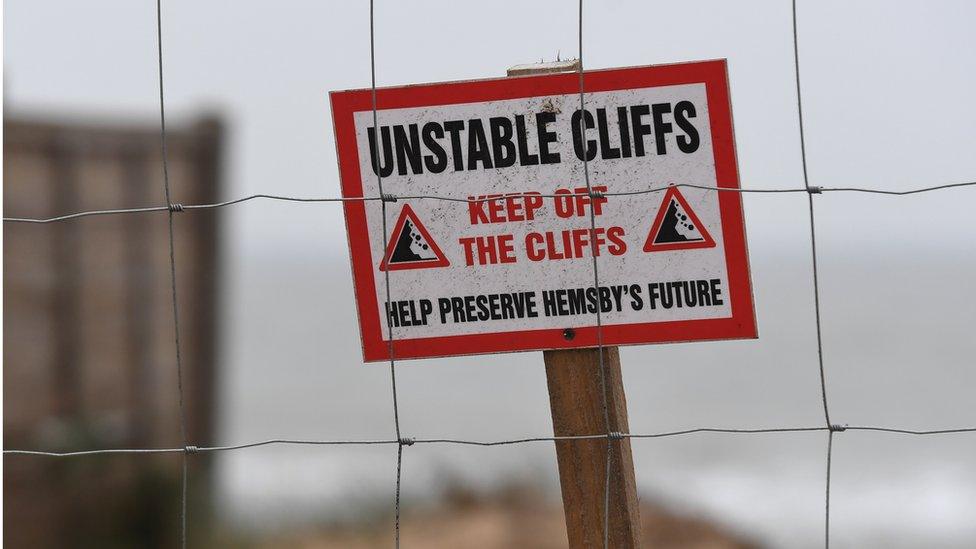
top-left (5, 1), bottom-right (976, 548)
top-left (7, 425), bottom-right (976, 457)
top-left (4, 181), bottom-right (976, 224)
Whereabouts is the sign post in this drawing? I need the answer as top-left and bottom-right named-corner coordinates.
top-left (545, 344), bottom-right (642, 547)
top-left (331, 57), bottom-right (755, 548)
top-left (510, 60), bottom-right (641, 548)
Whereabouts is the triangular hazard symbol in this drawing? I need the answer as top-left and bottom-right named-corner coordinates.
top-left (643, 186), bottom-right (716, 252)
top-left (379, 204), bottom-right (450, 271)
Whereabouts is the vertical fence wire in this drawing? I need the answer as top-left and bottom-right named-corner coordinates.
top-left (825, 430), bottom-right (835, 547)
top-left (575, 1), bottom-right (615, 547)
top-left (154, 1), bottom-right (190, 547)
top-left (791, 1), bottom-right (836, 546)
top-left (4, 2), bottom-right (976, 549)
top-left (790, 0), bottom-right (833, 428)
top-left (367, 2), bottom-right (407, 546)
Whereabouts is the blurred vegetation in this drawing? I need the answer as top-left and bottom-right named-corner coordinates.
top-left (211, 478), bottom-right (759, 549)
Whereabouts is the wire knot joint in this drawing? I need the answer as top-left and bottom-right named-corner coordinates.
top-left (381, 193), bottom-right (399, 203)
top-left (184, 445), bottom-right (199, 454)
top-left (399, 437), bottom-right (415, 447)
top-left (829, 424), bottom-right (847, 433)
top-left (607, 431), bottom-right (624, 441)
top-left (806, 185), bottom-right (822, 194)
top-left (168, 203), bottom-right (185, 212)
top-left (588, 190), bottom-right (606, 199)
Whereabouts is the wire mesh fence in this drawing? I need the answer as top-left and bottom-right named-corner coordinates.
top-left (4, 1), bottom-right (975, 548)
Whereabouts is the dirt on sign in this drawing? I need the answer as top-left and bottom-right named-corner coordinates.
top-left (330, 60), bottom-right (755, 361)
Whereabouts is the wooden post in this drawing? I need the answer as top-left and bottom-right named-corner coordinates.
top-left (507, 61), bottom-right (643, 548)
top-left (544, 348), bottom-right (642, 548)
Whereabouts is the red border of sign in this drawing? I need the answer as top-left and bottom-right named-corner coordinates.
top-left (379, 204), bottom-right (451, 271)
top-left (330, 59), bottom-right (756, 362)
top-left (643, 185), bottom-right (717, 252)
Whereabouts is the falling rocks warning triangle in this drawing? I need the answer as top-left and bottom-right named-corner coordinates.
top-left (380, 204), bottom-right (450, 271)
top-left (643, 186), bottom-right (716, 252)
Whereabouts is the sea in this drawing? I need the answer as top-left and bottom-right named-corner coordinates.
top-left (214, 240), bottom-right (975, 548)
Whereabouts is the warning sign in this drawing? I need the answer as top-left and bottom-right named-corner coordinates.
top-left (643, 186), bottom-right (716, 252)
top-left (330, 60), bottom-right (756, 361)
top-left (380, 204), bottom-right (450, 271)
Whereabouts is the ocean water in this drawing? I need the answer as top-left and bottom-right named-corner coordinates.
top-left (216, 240), bottom-right (976, 548)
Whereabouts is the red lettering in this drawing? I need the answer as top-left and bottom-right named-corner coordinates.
top-left (469, 192), bottom-right (545, 224)
top-left (505, 195), bottom-right (524, 221)
top-left (520, 226), bottom-right (627, 261)
top-left (553, 188), bottom-right (574, 218)
top-left (497, 234), bottom-right (516, 264)
top-left (467, 196), bottom-right (489, 225)
top-left (486, 194), bottom-right (504, 222)
top-left (572, 228), bottom-right (589, 257)
top-left (524, 192), bottom-right (543, 220)
top-left (525, 233), bottom-right (545, 261)
top-left (553, 185), bottom-right (608, 217)
top-left (458, 234), bottom-right (516, 265)
top-left (459, 236), bottom-right (477, 266)
top-left (607, 226), bottom-right (627, 255)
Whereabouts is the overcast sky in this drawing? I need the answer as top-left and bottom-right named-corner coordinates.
top-left (7, 2), bottom-right (976, 545)
top-left (6, 0), bottom-right (975, 253)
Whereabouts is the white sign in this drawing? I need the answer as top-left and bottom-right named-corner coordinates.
top-left (331, 60), bottom-right (755, 361)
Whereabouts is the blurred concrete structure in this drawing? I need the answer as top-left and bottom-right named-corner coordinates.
top-left (3, 115), bottom-right (222, 547)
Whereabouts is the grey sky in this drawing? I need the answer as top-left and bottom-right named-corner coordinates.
top-left (6, 2), bottom-right (976, 546)
top-left (6, 0), bottom-right (975, 251)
